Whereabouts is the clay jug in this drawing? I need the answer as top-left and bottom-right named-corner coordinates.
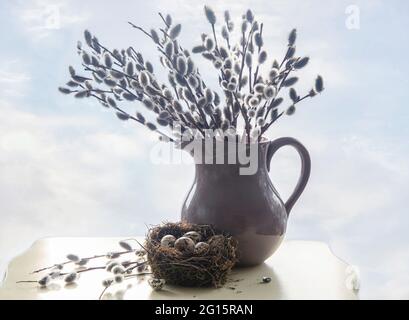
top-left (181, 137), bottom-right (311, 266)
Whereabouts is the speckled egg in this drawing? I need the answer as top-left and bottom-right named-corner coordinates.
top-left (194, 242), bottom-right (210, 255)
top-left (174, 236), bottom-right (195, 254)
top-left (183, 231), bottom-right (202, 243)
top-left (160, 234), bottom-right (176, 247)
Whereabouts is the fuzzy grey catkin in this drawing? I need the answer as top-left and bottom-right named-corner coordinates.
top-left (159, 110), bottom-right (170, 119)
top-left (91, 56), bottom-right (99, 66)
top-left (142, 98), bottom-right (154, 110)
top-left (96, 69), bottom-right (106, 79)
top-left (214, 92), bottom-right (220, 106)
top-left (64, 272), bottom-right (78, 283)
top-left (165, 14), bottom-right (172, 26)
top-left (263, 85), bottom-right (276, 99)
top-left (116, 112), bottom-right (130, 121)
top-left (205, 38), bottom-right (214, 51)
top-left (270, 97), bottom-right (283, 108)
top-left (102, 279), bottom-right (113, 287)
top-left (67, 254), bottom-right (80, 262)
top-left (177, 56), bottom-right (187, 75)
top-left (257, 117), bottom-right (265, 126)
top-left (205, 88), bottom-right (214, 104)
top-left (139, 71), bottom-right (149, 87)
top-left (146, 122), bottom-right (157, 131)
top-left (104, 53), bottom-right (113, 68)
top-left (221, 26), bottom-right (229, 40)
top-left (221, 120), bottom-right (230, 131)
top-left (169, 24), bottom-right (182, 39)
top-left (114, 275), bottom-right (124, 283)
top-left (224, 58), bottom-right (233, 69)
top-left (227, 21), bottom-right (234, 32)
top-left (150, 29), bottom-right (160, 44)
top-left (241, 20), bottom-right (248, 34)
top-left (188, 76), bottom-right (199, 88)
top-left (219, 46), bottom-right (229, 59)
top-left (286, 48), bottom-right (295, 61)
top-left (213, 59), bottom-right (223, 69)
top-left (282, 77), bottom-right (298, 87)
top-left (84, 30), bottom-right (92, 46)
top-left (294, 56), bottom-right (309, 69)
top-left (254, 83), bottom-right (265, 93)
top-left (119, 240), bottom-right (133, 251)
top-left (186, 58), bottom-right (195, 74)
top-left (192, 45), bottom-right (205, 53)
top-left (136, 112), bottom-right (145, 123)
top-left (249, 98), bottom-right (259, 108)
top-left (227, 82), bottom-right (236, 92)
top-left (254, 32), bottom-right (263, 47)
top-left (204, 6), bottom-right (216, 25)
top-left (110, 70), bottom-right (124, 79)
top-left (112, 266), bottom-right (125, 274)
top-left (246, 9), bottom-right (254, 23)
top-left (315, 75), bottom-right (324, 93)
top-left (145, 61), bottom-right (154, 73)
top-left (224, 10), bottom-right (230, 23)
top-left (240, 75), bottom-right (248, 87)
top-left (289, 88), bottom-right (299, 102)
top-left (258, 50), bottom-right (267, 64)
top-left (107, 97), bottom-right (117, 108)
top-left (165, 41), bottom-right (174, 57)
top-left (77, 258), bottom-right (89, 266)
top-left (38, 276), bottom-right (50, 287)
top-left (288, 29), bottom-right (297, 46)
top-left (126, 61), bottom-right (134, 76)
top-left (104, 78), bottom-right (116, 87)
top-left (203, 103), bottom-right (213, 115)
top-left (58, 87), bottom-right (71, 94)
top-left (286, 105), bottom-right (296, 115)
top-left (82, 52), bottom-right (91, 65)
top-left (157, 118), bottom-right (169, 127)
top-left (245, 53), bottom-right (252, 68)
top-left (202, 52), bottom-right (215, 61)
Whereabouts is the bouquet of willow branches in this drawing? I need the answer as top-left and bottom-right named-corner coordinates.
top-left (59, 6), bottom-right (324, 143)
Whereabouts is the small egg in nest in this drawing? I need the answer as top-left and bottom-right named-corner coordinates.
top-left (174, 236), bottom-right (195, 254)
top-left (183, 231), bottom-right (201, 243)
top-left (194, 242), bottom-right (210, 255)
top-left (160, 234), bottom-right (176, 247)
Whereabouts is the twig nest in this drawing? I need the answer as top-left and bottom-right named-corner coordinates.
top-left (146, 222), bottom-right (238, 287)
top-left (174, 237), bottom-right (195, 254)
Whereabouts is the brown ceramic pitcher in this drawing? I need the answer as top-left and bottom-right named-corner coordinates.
top-left (181, 137), bottom-right (311, 266)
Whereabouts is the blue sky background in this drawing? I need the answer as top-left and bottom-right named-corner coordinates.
top-left (0, 0), bottom-right (408, 299)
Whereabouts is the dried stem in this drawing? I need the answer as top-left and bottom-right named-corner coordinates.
top-left (31, 250), bottom-right (134, 274)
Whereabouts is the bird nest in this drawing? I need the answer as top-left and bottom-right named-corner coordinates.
top-left (145, 222), bottom-right (238, 287)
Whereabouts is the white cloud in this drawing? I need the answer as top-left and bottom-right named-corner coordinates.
top-left (0, 60), bottom-right (30, 97)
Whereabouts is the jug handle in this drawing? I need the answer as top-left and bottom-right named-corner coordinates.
top-left (266, 137), bottom-right (311, 215)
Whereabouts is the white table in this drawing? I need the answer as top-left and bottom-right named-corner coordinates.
top-left (0, 238), bottom-right (358, 300)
